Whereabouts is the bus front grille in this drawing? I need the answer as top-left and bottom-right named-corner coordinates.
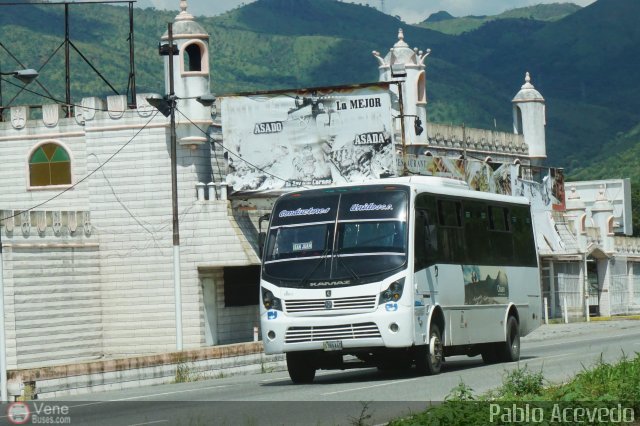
top-left (284, 295), bottom-right (377, 313)
top-left (285, 322), bottom-right (381, 343)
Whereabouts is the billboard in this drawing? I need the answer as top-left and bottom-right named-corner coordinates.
top-left (221, 83), bottom-right (396, 193)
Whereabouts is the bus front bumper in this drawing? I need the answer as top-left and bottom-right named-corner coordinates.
top-left (261, 307), bottom-right (414, 355)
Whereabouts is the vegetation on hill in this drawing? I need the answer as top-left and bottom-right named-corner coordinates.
top-left (416, 3), bottom-right (581, 35)
top-left (1, 0), bottom-right (639, 222)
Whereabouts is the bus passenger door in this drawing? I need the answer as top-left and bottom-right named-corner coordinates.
top-left (413, 266), bottom-right (438, 343)
top-left (413, 209), bottom-right (439, 342)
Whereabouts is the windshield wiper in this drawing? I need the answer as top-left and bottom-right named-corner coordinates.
top-left (300, 247), bottom-right (332, 286)
top-left (333, 251), bottom-right (361, 283)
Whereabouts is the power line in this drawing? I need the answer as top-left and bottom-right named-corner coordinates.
top-left (1, 76), bottom-right (150, 113)
top-left (3, 76), bottom-right (306, 192)
top-left (175, 107), bottom-right (307, 189)
top-left (1, 76), bottom-right (221, 114)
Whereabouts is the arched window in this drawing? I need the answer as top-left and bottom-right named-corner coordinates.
top-left (184, 44), bottom-right (201, 71)
top-left (515, 106), bottom-right (524, 135)
top-left (416, 71), bottom-right (426, 104)
top-left (607, 216), bottom-right (615, 235)
top-left (29, 142), bottom-right (71, 187)
top-left (181, 40), bottom-right (208, 75)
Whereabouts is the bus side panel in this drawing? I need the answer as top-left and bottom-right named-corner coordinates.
top-left (464, 306), bottom-right (513, 344)
top-left (496, 265), bottom-right (542, 337)
top-left (463, 265), bottom-right (541, 342)
top-left (414, 264), bottom-right (541, 346)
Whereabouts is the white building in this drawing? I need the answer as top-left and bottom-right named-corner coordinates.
top-left (0, 1), bottom-right (638, 376)
top-left (0, 3), bottom-right (261, 370)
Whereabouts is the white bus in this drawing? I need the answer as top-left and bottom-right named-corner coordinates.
top-left (259, 176), bottom-right (541, 383)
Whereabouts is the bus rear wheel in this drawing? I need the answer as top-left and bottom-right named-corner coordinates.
top-left (481, 316), bottom-right (520, 364)
top-left (500, 316), bottom-right (520, 362)
top-left (416, 324), bottom-right (443, 375)
top-left (286, 352), bottom-right (316, 384)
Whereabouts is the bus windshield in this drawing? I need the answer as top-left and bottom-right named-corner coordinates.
top-left (262, 187), bottom-right (408, 287)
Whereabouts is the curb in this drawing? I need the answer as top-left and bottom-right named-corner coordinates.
top-left (589, 315), bottom-right (640, 322)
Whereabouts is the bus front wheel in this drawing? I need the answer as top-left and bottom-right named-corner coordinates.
top-left (416, 324), bottom-right (443, 375)
top-left (286, 352), bottom-right (316, 384)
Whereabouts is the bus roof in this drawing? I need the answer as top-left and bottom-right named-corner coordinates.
top-left (281, 176), bottom-right (531, 206)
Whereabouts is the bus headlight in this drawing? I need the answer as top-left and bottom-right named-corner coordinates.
top-left (379, 278), bottom-right (405, 304)
top-left (262, 288), bottom-right (282, 311)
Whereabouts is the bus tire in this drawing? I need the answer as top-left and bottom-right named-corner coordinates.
top-left (416, 324), bottom-right (443, 375)
top-left (286, 352), bottom-right (316, 384)
top-left (500, 316), bottom-right (520, 362)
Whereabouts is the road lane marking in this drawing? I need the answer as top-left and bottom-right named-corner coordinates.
top-left (127, 421), bottom-right (169, 426)
top-left (260, 376), bottom-right (289, 383)
top-left (321, 377), bottom-right (420, 396)
top-left (260, 370), bottom-right (343, 384)
top-left (65, 384), bottom-right (234, 409)
top-left (526, 332), bottom-right (639, 349)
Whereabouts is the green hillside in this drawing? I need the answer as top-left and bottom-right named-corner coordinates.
top-left (444, 0), bottom-right (640, 168)
top-left (1, 0), bottom-right (638, 187)
top-left (416, 3), bottom-right (581, 35)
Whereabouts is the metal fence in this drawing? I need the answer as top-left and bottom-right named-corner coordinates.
top-left (632, 271), bottom-right (640, 315)
top-left (610, 275), bottom-right (630, 315)
top-left (556, 272), bottom-right (583, 319)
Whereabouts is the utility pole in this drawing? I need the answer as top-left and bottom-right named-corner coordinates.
top-left (167, 23), bottom-right (183, 351)
top-left (0, 230), bottom-right (6, 402)
top-left (396, 81), bottom-right (408, 176)
top-left (148, 24), bottom-right (182, 351)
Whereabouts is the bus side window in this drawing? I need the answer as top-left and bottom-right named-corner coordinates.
top-left (415, 209), bottom-right (437, 270)
top-left (488, 205), bottom-right (514, 262)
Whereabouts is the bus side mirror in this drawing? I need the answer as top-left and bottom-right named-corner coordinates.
top-left (258, 213), bottom-right (270, 259)
top-left (258, 232), bottom-right (266, 258)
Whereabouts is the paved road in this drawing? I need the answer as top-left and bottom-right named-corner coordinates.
top-left (2, 320), bottom-right (640, 425)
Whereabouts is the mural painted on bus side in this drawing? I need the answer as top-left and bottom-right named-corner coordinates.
top-left (463, 265), bottom-right (509, 305)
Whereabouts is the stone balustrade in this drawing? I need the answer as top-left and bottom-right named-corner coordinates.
top-left (428, 122), bottom-right (528, 155)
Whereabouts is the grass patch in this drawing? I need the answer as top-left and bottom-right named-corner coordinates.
top-left (174, 356), bottom-right (200, 383)
top-left (390, 353), bottom-right (640, 425)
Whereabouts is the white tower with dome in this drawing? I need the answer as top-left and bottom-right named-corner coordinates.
top-left (373, 28), bottom-right (430, 145)
top-left (512, 72), bottom-right (547, 165)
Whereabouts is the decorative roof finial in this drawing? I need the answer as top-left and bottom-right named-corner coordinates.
top-left (176, 0), bottom-right (194, 21)
top-left (521, 72), bottom-right (535, 89)
top-left (393, 28), bottom-right (409, 48)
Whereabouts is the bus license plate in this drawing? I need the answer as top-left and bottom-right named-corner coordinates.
top-left (323, 340), bottom-right (342, 351)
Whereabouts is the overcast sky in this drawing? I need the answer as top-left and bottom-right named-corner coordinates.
top-left (137, 0), bottom-right (597, 24)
